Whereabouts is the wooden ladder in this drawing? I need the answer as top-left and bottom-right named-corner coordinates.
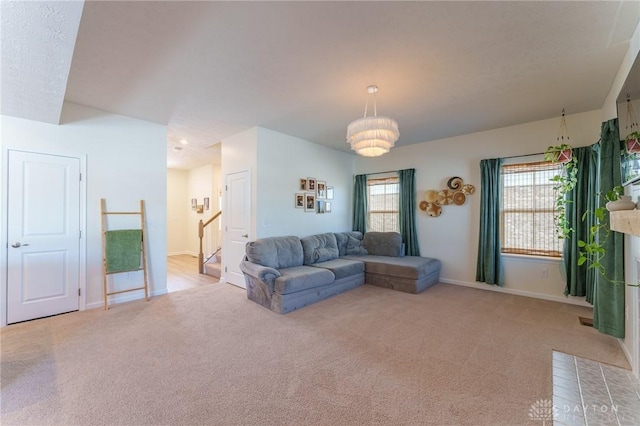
top-left (100, 198), bottom-right (149, 310)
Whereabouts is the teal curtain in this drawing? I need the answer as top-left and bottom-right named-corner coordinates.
top-left (398, 169), bottom-right (420, 256)
top-left (353, 174), bottom-right (368, 233)
top-left (476, 158), bottom-right (504, 286)
top-left (593, 119), bottom-right (625, 338)
top-left (563, 145), bottom-right (598, 298)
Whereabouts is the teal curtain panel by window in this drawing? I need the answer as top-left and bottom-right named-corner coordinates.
top-left (398, 168), bottom-right (420, 256)
top-left (476, 158), bottom-right (504, 286)
top-left (563, 145), bottom-right (598, 299)
top-left (593, 119), bottom-right (625, 338)
top-left (353, 174), bottom-right (368, 234)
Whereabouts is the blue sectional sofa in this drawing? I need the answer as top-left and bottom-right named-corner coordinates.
top-left (239, 231), bottom-right (441, 314)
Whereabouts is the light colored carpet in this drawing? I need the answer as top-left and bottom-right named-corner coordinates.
top-left (1, 282), bottom-right (629, 425)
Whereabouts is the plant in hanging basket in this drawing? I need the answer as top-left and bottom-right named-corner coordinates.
top-left (545, 143), bottom-right (573, 163)
top-left (625, 131), bottom-right (640, 154)
top-left (544, 144), bottom-right (577, 240)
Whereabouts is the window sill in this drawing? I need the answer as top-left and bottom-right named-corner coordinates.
top-left (502, 253), bottom-right (561, 264)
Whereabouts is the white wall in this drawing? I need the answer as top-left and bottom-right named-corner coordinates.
top-left (255, 127), bottom-right (354, 238)
top-left (1, 102), bottom-right (167, 315)
top-left (355, 109), bottom-right (603, 304)
top-left (602, 20), bottom-right (640, 120)
top-left (210, 162), bottom-right (223, 251)
top-left (167, 168), bottom-right (189, 255)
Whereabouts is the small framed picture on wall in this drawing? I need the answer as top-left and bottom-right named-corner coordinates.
top-left (326, 186), bottom-right (334, 200)
top-left (191, 198), bottom-right (197, 209)
top-left (307, 177), bottom-right (316, 192)
top-left (305, 193), bottom-right (316, 212)
top-left (295, 193), bottom-right (304, 209)
top-left (316, 181), bottom-right (326, 199)
top-left (204, 197), bottom-right (210, 211)
top-left (325, 202), bottom-right (332, 213)
top-left (316, 200), bottom-right (325, 214)
top-left (299, 178), bottom-right (307, 191)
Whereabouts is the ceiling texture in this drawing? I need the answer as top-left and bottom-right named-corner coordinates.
top-left (2, 1), bottom-right (640, 170)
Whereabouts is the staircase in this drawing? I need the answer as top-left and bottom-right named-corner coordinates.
top-left (203, 249), bottom-right (222, 278)
top-left (198, 210), bottom-right (222, 275)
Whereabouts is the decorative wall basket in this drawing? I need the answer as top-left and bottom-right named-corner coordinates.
top-left (419, 177), bottom-right (475, 217)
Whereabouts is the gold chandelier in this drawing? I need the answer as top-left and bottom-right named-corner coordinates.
top-left (346, 85), bottom-right (399, 157)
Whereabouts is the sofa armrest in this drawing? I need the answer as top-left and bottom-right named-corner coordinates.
top-left (240, 260), bottom-right (281, 291)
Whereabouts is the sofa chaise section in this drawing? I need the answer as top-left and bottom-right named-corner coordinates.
top-left (342, 232), bottom-right (441, 294)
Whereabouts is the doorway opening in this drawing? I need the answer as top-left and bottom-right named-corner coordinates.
top-left (166, 161), bottom-right (223, 293)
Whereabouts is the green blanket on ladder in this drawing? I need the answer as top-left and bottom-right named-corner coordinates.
top-left (105, 229), bottom-right (142, 273)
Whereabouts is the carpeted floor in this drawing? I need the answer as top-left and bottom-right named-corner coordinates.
top-left (0, 282), bottom-right (630, 425)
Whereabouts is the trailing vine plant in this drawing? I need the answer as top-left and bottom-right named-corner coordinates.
top-left (577, 185), bottom-right (626, 285)
top-left (544, 144), bottom-right (578, 240)
top-left (545, 145), bottom-right (631, 286)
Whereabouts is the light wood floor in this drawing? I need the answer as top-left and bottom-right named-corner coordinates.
top-left (167, 254), bottom-right (219, 293)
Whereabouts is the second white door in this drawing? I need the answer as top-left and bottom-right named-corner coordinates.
top-left (225, 170), bottom-right (250, 288)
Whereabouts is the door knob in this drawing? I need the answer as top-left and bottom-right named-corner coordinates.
top-left (242, 234), bottom-right (248, 238)
top-left (11, 242), bottom-right (28, 248)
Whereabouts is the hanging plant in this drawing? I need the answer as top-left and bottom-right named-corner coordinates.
top-left (624, 94), bottom-right (640, 154)
top-left (626, 131), bottom-right (640, 154)
top-left (545, 144), bottom-right (578, 240)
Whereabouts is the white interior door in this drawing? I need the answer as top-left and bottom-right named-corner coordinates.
top-left (225, 170), bottom-right (250, 288)
top-left (7, 151), bottom-right (81, 324)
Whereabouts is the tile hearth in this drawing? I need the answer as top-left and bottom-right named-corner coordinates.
top-left (553, 351), bottom-right (640, 425)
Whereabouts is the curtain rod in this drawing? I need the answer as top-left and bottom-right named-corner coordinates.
top-left (358, 168), bottom-right (415, 177)
top-left (365, 170), bottom-right (398, 176)
top-left (501, 152), bottom-right (545, 160)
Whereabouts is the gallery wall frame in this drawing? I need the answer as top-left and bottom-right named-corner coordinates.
top-left (305, 193), bottom-right (316, 212)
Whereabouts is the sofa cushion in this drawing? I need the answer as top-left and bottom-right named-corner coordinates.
top-left (362, 232), bottom-right (404, 257)
top-left (346, 235), bottom-right (368, 255)
top-left (334, 231), bottom-right (365, 256)
top-left (274, 266), bottom-right (335, 294)
top-left (356, 255), bottom-right (441, 280)
top-left (310, 258), bottom-right (365, 280)
top-left (301, 233), bottom-right (339, 265)
top-left (246, 236), bottom-right (303, 269)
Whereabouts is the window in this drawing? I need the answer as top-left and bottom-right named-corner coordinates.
top-left (367, 176), bottom-right (399, 232)
top-left (501, 161), bottom-right (563, 257)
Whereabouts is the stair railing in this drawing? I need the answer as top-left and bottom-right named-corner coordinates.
top-left (198, 210), bottom-right (222, 274)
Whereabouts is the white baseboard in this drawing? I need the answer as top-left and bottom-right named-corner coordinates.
top-left (85, 288), bottom-right (168, 310)
top-left (617, 337), bottom-right (635, 376)
top-left (440, 278), bottom-right (592, 307)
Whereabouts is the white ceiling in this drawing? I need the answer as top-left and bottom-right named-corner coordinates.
top-left (2, 1), bottom-right (640, 170)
